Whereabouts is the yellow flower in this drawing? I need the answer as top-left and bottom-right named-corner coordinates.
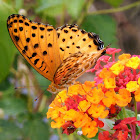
top-left (126, 81), bottom-right (139, 92)
top-left (118, 54), bottom-right (131, 61)
top-left (104, 78), bottom-right (116, 89)
top-left (56, 90), bottom-right (68, 103)
top-left (63, 109), bottom-right (78, 121)
top-left (125, 57), bottom-right (140, 69)
top-left (138, 77), bottom-right (140, 85)
top-left (78, 100), bottom-right (91, 112)
top-left (110, 62), bottom-right (124, 75)
top-left (100, 110), bottom-right (109, 119)
top-left (51, 117), bottom-right (65, 128)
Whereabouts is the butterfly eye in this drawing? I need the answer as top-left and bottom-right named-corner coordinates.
top-left (98, 40), bottom-right (104, 50)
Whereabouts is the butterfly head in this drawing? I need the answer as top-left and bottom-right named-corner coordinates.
top-left (47, 82), bottom-right (65, 94)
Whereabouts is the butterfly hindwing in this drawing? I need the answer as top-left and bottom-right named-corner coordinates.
top-left (56, 24), bottom-right (104, 61)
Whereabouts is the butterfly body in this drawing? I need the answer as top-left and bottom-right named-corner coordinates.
top-left (7, 14), bottom-right (107, 93)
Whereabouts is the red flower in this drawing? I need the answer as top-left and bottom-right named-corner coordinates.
top-left (62, 121), bottom-right (76, 135)
top-left (98, 131), bottom-right (111, 140)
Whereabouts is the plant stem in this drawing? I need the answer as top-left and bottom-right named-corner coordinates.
top-left (77, 0), bottom-right (94, 26)
top-left (134, 99), bottom-right (137, 120)
top-left (81, 135), bottom-right (90, 140)
top-left (57, 128), bottom-right (63, 140)
top-left (89, 1), bottom-right (140, 15)
top-left (68, 134), bottom-right (74, 140)
top-left (25, 73), bottom-right (33, 113)
top-left (122, 107), bottom-right (127, 118)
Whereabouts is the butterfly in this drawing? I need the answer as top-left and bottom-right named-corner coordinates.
top-left (7, 14), bottom-right (108, 93)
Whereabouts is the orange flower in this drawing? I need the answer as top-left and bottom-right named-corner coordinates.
top-left (86, 88), bottom-right (104, 104)
top-left (134, 87), bottom-right (140, 102)
top-left (74, 113), bottom-right (91, 128)
top-left (82, 120), bottom-right (98, 138)
top-left (63, 109), bottom-right (78, 121)
top-left (115, 89), bottom-right (132, 107)
top-left (102, 89), bottom-right (116, 107)
top-left (99, 68), bottom-right (115, 79)
top-left (51, 116), bottom-right (65, 128)
top-left (78, 100), bottom-right (91, 112)
top-left (88, 104), bottom-right (108, 118)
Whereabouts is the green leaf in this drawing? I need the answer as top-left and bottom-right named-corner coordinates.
top-left (36, 0), bottom-right (85, 19)
top-left (0, 119), bottom-right (21, 140)
top-left (23, 115), bottom-right (50, 140)
top-left (102, 0), bottom-right (124, 7)
top-left (125, 109), bottom-right (135, 117)
top-left (104, 119), bottom-right (114, 129)
top-left (36, 0), bottom-right (63, 17)
top-left (0, 97), bottom-right (27, 116)
top-left (65, 0), bottom-right (85, 19)
top-left (81, 15), bottom-right (117, 48)
top-left (15, 0), bottom-right (24, 10)
top-left (0, 1), bottom-right (17, 83)
top-left (117, 109), bottom-right (135, 119)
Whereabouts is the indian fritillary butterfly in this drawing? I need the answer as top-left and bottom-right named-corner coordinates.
top-left (7, 14), bottom-right (108, 93)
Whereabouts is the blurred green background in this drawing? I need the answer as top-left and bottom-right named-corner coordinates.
top-left (0, 0), bottom-right (140, 139)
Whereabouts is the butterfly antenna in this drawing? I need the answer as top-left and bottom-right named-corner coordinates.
top-left (106, 43), bottom-right (111, 48)
top-left (15, 86), bottom-right (47, 89)
top-left (34, 89), bottom-right (46, 101)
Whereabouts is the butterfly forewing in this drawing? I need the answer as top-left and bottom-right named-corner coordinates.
top-left (7, 14), bottom-right (62, 81)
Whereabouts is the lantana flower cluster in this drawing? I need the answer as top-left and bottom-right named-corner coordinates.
top-left (47, 48), bottom-right (140, 139)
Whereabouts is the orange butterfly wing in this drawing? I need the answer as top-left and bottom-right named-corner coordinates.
top-left (7, 14), bottom-right (61, 81)
top-left (7, 14), bottom-right (107, 93)
top-left (54, 25), bottom-right (106, 86)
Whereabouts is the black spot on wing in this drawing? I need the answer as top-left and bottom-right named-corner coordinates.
top-left (24, 46), bottom-right (28, 51)
top-left (43, 51), bottom-right (47, 55)
top-left (32, 33), bottom-right (36, 37)
top-left (47, 28), bottom-right (53, 31)
top-left (60, 47), bottom-right (64, 51)
top-left (19, 27), bottom-right (23, 31)
top-left (26, 38), bottom-right (30, 42)
top-left (40, 27), bottom-right (45, 31)
top-left (15, 36), bottom-right (19, 41)
top-left (34, 59), bottom-right (39, 65)
top-left (32, 26), bottom-right (37, 29)
top-left (34, 44), bottom-right (39, 48)
top-left (19, 20), bottom-right (23, 23)
top-left (25, 22), bottom-right (29, 26)
top-left (48, 43), bottom-right (52, 47)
